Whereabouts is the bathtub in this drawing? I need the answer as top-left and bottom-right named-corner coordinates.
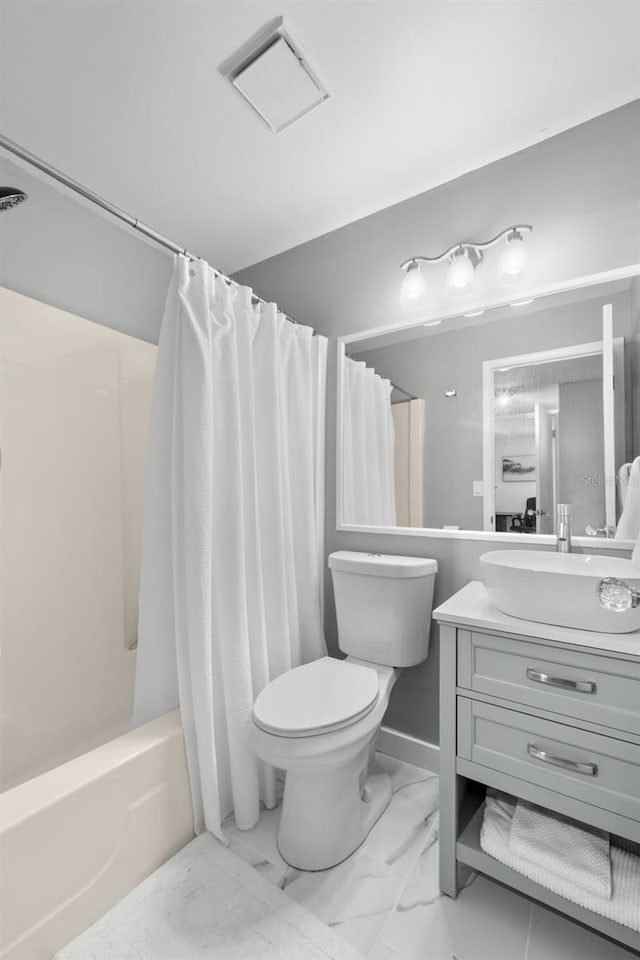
top-left (0, 710), bottom-right (194, 960)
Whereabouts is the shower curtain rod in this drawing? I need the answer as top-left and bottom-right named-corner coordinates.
top-left (345, 351), bottom-right (417, 401)
top-left (390, 383), bottom-right (417, 402)
top-left (0, 132), bottom-right (302, 328)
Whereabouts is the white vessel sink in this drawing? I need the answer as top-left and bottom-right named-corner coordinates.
top-left (480, 551), bottom-right (640, 634)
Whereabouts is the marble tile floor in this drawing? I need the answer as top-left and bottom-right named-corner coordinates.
top-left (55, 832), bottom-right (366, 960)
top-left (222, 754), bottom-right (639, 960)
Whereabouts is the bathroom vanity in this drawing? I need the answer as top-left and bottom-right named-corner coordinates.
top-left (434, 581), bottom-right (640, 952)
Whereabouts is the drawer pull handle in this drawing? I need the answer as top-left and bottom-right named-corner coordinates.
top-left (526, 669), bottom-right (596, 694)
top-left (527, 743), bottom-right (598, 777)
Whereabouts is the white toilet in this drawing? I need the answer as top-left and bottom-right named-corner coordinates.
top-left (246, 551), bottom-right (437, 871)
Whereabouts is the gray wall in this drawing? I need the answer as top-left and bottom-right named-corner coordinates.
top-left (355, 292), bottom-right (632, 531)
top-left (632, 281), bottom-right (640, 456)
top-left (236, 101), bottom-right (640, 338)
top-left (558, 379), bottom-right (605, 533)
top-left (0, 157), bottom-right (171, 344)
top-left (238, 103), bottom-right (640, 745)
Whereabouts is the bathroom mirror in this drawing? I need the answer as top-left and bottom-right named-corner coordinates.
top-left (337, 268), bottom-right (640, 547)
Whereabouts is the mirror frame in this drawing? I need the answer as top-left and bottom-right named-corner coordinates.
top-left (336, 264), bottom-right (640, 550)
top-left (481, 337), bottom-right (622, 534)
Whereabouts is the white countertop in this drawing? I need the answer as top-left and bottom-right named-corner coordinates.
top-left (433, 581), bottom-right (640, 659)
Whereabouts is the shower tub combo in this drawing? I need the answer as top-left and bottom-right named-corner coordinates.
top-left (0, 711), bottom-right (193, 960)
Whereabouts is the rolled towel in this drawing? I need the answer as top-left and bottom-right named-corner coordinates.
top-left (508, 797), bottom-right (611, 899)
top-left (480, 791), bottom-right (640, 932)
top-left (616, 456), bottom-right (640, 540)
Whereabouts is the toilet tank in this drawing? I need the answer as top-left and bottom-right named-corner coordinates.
top-left (328, 552), bottom-right (437, 667)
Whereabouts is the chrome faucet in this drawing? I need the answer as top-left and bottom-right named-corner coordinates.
top-left (556, 504), bottom-right (572, 553)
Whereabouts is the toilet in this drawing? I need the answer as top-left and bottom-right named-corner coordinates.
top-left (246, 551), bottom-right (437, 871)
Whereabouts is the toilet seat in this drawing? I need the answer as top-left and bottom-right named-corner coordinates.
top-left (252, 656), bottom-right (379, 738)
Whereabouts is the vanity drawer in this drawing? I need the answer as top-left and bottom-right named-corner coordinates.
top-left (457, 631), bottom-right (640, 735)
top-left (457, 697), bottom-right (640, 822)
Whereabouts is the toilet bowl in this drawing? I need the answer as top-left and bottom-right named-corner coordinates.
top-left (247, 657), bottom-right (398, 870)
top-left (246, 551), bottom-right (437, 871)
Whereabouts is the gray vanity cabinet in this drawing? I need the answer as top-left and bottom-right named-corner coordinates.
top-left (434, 582), bottom-right (640, 953)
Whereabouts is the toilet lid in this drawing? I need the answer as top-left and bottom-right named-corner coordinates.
top-left (253, 657), bottom-right (379, 738)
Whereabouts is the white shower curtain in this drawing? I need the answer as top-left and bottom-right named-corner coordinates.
top-left (342, 357), bottom-right (396, 526)
top-left (133, 257), bottom-right (327, 838)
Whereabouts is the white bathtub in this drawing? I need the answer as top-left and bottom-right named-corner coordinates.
top-left (0, 710), bottom-right (194, 960)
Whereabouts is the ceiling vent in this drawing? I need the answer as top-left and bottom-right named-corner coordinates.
top-left (221, 17), bottom-right (330, 133)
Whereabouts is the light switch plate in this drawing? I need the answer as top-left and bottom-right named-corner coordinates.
top-left (473, 480), bottom-right (484, 497)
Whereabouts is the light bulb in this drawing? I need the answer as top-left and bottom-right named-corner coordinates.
top-left (446, 248), bottom-right (476, 295)
top-left (499, 230), bottom-right (528, 283)
top-left (400, 262), bottom-right (427, 306)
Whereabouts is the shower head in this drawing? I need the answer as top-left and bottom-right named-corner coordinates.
top-left (0, 186), bottom-right (28, 211)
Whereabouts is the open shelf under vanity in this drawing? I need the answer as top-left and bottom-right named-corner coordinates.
top-left (456, 800), bottom-right (639, 953)
top-left (434, 582), bottom-right (640, 956)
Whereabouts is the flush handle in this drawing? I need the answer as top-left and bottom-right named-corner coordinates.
top-left (527, 743), bottom-right (598, 777)
top-left (526, 668), bottom-right (596, 694)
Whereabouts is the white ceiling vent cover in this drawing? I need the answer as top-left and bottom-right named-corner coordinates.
top-left (221, 18), bottom-right (330, 133)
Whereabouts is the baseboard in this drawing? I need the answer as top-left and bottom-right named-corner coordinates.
top-left (375, 725), bottom-right (440, 774)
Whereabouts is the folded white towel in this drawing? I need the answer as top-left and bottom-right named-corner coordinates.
top-left (616, 456), bottom-right (640, 541)
top-left (481, 791), bottom-right (640, 932)
top-left (508, 797), bottom-right (611, 899)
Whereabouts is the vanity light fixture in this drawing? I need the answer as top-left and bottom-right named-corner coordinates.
top-left (499, 228), bottom-right (529, 283)
top-left (446, 247), bottom-right (476, 294)
top-left (400, 224), bottom-right (533, 305)
top-left (400, 261), bottom-right (428, 305)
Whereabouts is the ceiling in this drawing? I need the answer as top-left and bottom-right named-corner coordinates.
top-left (1, 2), bottom-right (639, 274)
